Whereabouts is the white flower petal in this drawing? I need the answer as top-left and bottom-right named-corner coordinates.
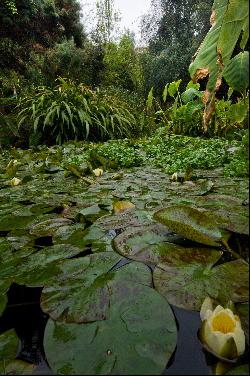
top-left (200, 297), bottom-right (214, 320)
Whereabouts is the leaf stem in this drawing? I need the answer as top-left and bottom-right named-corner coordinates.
top-left (221, 239), bottom-right (241, 260)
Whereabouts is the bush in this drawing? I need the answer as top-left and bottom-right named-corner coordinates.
top-left (17, 78), bottom-right (137, 145)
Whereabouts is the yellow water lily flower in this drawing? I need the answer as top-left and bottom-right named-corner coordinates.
top-left (200, 297), bottom-right (245, 360)
top-left (10, 177), bottom-right (21, 186)
top-left (93, 168), bottom-right (103, 177)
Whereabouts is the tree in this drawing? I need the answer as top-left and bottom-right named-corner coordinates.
top-left (101, 33), bottom-right (144, 93)
top-left (92, 0), bottom-right (120, 44)
top-left (0, 0), bottom-right (86, 73)
top-left (140, 0), bottom-right (213, 95)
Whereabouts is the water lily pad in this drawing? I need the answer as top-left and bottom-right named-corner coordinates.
top-left (30, 203), bottom-right (63, 215)
top-left (0, 329), bottom-right (19, 372)
top-left (14, 244), bottom-right (84, 286)
top-left (75, 204), bottom-right (108, 223)
top-left (0, 281), bottom-right (9, 316)
top-left (114, 224), bottom-right (222, 266)
top-left (54, 223), bottom-right (113, 253)
top-left (41, 252), bottom-right (124, 323)
top-left (29, 218), bottom-right (73, 237)
top-left (225, 364), bottom-right (249, 375)
top-left (1, 360), bottom-right (36, 375)
top-left (95, 209), bottom-right (151, 231)
top-left (153, 259), bottom-right (249, 311)
top-left (0, 215), bottom-right (36, 232)
top-left (44, 264), bottom-right (177, 375)
top-left (236, 303), bottom-right (249, 344)
top-left (154, 205), bottom-right (228, 246)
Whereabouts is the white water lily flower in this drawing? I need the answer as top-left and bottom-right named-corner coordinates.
top-left (10, 177), bottom-right (21, 186)
top-left (7, 159), bottom-right (18, 169)
top-left (171, 172), bottom-right (178, 182)
top-left (200, 300), bottom-right (245, 360)
top-left (93, 168), bottom-right (103, 177)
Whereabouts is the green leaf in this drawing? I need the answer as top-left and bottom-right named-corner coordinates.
top-left (40, 253), bottom-right (123, 323)
top-left (1, 360), bottom-right (36, 375)
top-left (236, 303), bottom-right (249, 345)
top-left (0, 215), bottom-right (36, 232)
top-left (162, 83), bottom-right (168, 102)
top-left (226, 364), bottom-right (249, 375)
top-left (153, 205), bottom-right (226, 246)
top-left (223, 52), bottom-right (249, 92)
top-left (168, 80), bottom-right (182, 98)
top-left (153, 259), bottom-right (249, 311)
top-left (0, 329), bottom-right (19, 362)
top-left (44, 263), bottom-right (177, 375)
top-left (15, 244), bottom-right (84, 286)
top-left (146, 87), bottom-right (154, 109)
top-left (114, 224), bottom-right (222, 266)
top-left (181, 88), bottom-right (203, 104)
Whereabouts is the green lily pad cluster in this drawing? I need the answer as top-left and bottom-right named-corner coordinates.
top-left (0, 143), bottom-right (248, 374)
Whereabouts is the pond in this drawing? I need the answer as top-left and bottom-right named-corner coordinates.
top-left (0, 150), bottom-right (249, 375)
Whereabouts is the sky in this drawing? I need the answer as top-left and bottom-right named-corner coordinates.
top-left (80, 0), bottom-right (152, 44)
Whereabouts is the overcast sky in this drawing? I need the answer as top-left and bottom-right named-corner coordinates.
top-left (81, 0), bottom-right (152, 44)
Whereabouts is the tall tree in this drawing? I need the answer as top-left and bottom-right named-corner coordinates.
top-left (0, 0), bottom-right (85, 72)
top-left (92, 0), bottom-right (120, 44)
top-left (141, 0), bottom-right (213, 94)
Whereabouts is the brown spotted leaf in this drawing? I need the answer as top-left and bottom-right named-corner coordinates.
top-left (153, 259), bottom-right (249, 311)
top-left (153, 205), bottom-right (227, 246)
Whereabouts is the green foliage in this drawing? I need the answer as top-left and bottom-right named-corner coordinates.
top-left (0, 0), bottom-right (86, 79)
top-left (189, 0), bottom-right (249, 130)
top-left (208, 95), bottom-right (249, 138)
top-left (42, 39), bottom-right (104, 86)
top-left (93, 0), bottom-right (120, 44)
top-left (101, 33), bottom-right (144, 93)
top-left (140, 129), bottom-right (248, 177)
top-left (147, 80), bottom-right (204, 136)
top-left (16, 78), bottom-right (137, 144)
top-left (94, 140), bottom-right (144, 168)
top-left (141, 0), bottom-right (213, 94)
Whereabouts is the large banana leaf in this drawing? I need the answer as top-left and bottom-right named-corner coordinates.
top-left (189, 0), bottom-right (249, 129)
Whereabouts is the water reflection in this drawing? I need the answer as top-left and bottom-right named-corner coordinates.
top-left (164, 306), bottom-right (212, 375)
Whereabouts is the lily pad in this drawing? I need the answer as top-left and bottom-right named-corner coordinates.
top-left (41, 252), bottom-right (124, 323)
top-left (225, 364), bottom-right (249, 375)
top-left (0, 281), bottom-right (9, 316)
top-left (54, 223), bottom-right (113, 253)
top-left (154, 205), bottom-right (228, 246)
top-left (29, 218), bottom-right (73, 237)
top-left (153, 258), bottom-right (249, 311)
top-left (95, 209), bottom-right (151, 231)
top-left (0, 329), bottom-right (19, 373)
top-left (0, 215), bottom-right (36, 232)
top-left (1, 360), bottom-right (36, 375)
top-left (15, 244), bottom-right (84, 286)
top-left (236, 303), bottom-right (249, 345)
top-left (44, 264), bottom-right (177, 375)
top-left (114, 224), bottom-right (222, 266)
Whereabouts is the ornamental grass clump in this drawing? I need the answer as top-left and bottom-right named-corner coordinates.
top-left (17, 78), bottom-right (137, 145)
